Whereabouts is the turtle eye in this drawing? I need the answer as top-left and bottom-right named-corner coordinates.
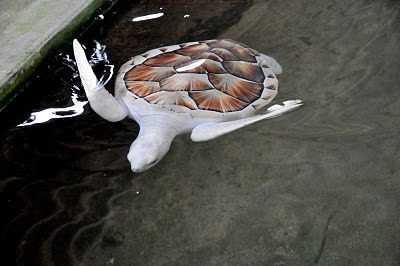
top-left (149, 158), bottom-right (158, 165)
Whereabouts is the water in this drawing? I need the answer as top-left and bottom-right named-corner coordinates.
top-left (1, 0), bottom-right (400, 265)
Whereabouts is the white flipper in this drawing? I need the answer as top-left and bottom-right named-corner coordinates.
top-left (261, 54), bottom-right (282, 74)
top-left (191, 100), bottom-right (302, 142)
top-left (73, 39), bottom-right (127, 122)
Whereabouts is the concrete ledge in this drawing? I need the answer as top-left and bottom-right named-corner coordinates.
top-left (0, 0), bottom-right (118, 111)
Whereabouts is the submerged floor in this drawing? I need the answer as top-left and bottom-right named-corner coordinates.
top-left (1, 0), bottom-right (400, 265)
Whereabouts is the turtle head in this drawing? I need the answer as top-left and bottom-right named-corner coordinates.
top-left (127, 133), bottom-right (172, 172)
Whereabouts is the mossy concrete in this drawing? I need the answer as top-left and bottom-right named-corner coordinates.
top-left (0, 0), bottom-right (119, 111)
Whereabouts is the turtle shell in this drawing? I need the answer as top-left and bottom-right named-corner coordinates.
top-left (121, 40), bottom-right (279, 113)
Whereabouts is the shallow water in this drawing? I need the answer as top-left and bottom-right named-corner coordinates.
top-left (1, 0), bottom-right (400, 265)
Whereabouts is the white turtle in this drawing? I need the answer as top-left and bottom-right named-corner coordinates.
top-left (73, 39), bottom-right (302, 172)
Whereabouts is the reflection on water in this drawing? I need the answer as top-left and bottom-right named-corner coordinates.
top-left (88, 40), bottom-right (115, 91)
top-left (17, 40), bottom-right (113, 127)
top-left (1, 0), bottom-right (400, 265)
top-left (132, 12), bottom-right (164, 22)
top-left (17, 92), bottom-right (87, 127)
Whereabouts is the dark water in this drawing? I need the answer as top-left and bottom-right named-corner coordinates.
top-left (1, 0), bottom-right (400, 265)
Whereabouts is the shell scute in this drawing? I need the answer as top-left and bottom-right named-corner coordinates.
top-left (160, 73), bottom-right (214, 91)
top-left (191, 52), bottom-right (222, 62)
top-left (210, 48), bottom-right (239, 61)
top-left (189, 90), bottom-right (247, 112)
top-left (208, 40), bottom-right (256, 62)
top-left (125, 65), bottom-right (175, 82)
top-left (222, 61), bottom-right (265, 83)
top-left (145, 91), bottom-right (198, 110)
top-left (229, 47), bottom-right (257, 62)
top-left (126, 81), bottom-right (160, 97)
top-left (209, 73), bottom-right (263, 103)
top-left (176, 43), bottom-right (211, 56)
top-left (180, 41), bottom-right (200, 48)
top-left (207, 40), bottom-right (233, 48)
top-left (201, 59), bottom-right (226, 73)
top-left (248, 48), bottom-right (260, 56)
top-left (261, 87), bottom-right (278, 100)
top-left (142, 49), bottom-right (163, 59)
top-left (144, 52), bottom-right (191, 67)
top-left (174, 60), bottom-right (207, 74)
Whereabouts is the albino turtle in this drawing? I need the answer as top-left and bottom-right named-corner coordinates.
top-left (73, 39), bottom-right (302, 172)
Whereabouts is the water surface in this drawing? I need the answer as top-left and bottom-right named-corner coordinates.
top-left (1, 0), bottom-right (400, 265)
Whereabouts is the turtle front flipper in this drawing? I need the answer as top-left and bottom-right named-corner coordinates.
top-left (191, 100), bottom-right (303, 142)
top-left (73, 39), bottom-right (127, 122)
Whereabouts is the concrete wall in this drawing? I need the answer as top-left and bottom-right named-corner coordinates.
top-left (0, 0), bottom-right (119, 111)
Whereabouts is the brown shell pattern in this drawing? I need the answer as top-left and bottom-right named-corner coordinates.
top-left (124, 40), bottom-right (278, 113)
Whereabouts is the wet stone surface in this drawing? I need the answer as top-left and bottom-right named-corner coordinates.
top-left (1, 0), bottom-right (400, 265)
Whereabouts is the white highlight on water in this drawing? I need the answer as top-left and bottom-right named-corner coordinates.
top-left (89, 40), bottom-right (114, 91)
top-left (17, 92), bottom-right (88, 127)
top-left (18, 39), bottom-right (114, 127)
top-left (132, 13), bottom-right (164, 22)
